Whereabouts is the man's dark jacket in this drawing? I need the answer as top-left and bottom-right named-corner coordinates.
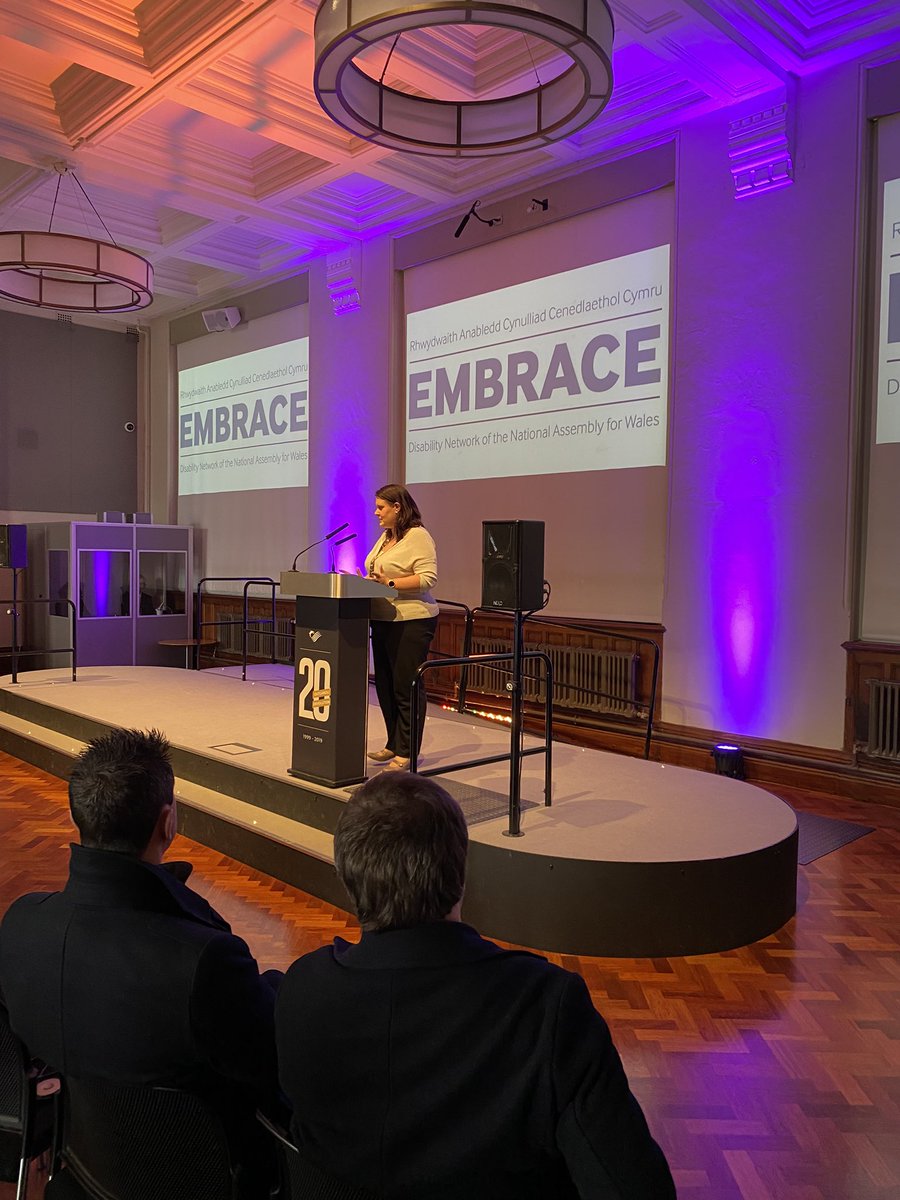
top-left (0, 843), bottom-right (280, 1123)
top-left (276, 920), bottom-right (676, 1199)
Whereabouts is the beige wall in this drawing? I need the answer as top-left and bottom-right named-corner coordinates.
top-left (661, 65), bottom-right (864, 747)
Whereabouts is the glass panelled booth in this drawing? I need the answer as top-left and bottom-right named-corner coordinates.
top-left (30, 521), bottom-right (193, 668)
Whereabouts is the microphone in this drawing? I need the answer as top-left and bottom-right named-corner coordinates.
top-left (329, 532), bottom-right (357, 573)
top-left (291, 522), bottom-right (350, 570)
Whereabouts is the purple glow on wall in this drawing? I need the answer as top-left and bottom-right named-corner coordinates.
top-left (334, 542), bottom-right (361, 574)
top-left (322, 451), bottom-right (369, 575)
top-left (708, 408), bottom-right (777, 731)
top-left (307, 239), bottom-right (392, 601)
top-left (728, 571), bottom-right (755, 677)
top-left (713, 534), bottom-right (772, 725)
top-left (81, 550), bottom-right (113, 618)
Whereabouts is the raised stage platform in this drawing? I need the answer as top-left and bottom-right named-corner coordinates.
top-left (0, 665), bottom-right (798, 958)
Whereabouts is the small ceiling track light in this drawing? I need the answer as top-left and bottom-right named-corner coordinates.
top-left (454, 200), bottom-right (503, 239)
top-left (527, 197), bottom-right (549, 213)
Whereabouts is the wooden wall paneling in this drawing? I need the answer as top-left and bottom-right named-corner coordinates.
top-left (844, 641), bottom-right (900, 759)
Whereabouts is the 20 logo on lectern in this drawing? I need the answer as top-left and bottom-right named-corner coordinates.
top-left (297, 657), bottom-right (331, 722)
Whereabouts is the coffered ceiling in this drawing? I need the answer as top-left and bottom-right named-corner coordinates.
top-left (0, 0), bottom-right (897, 321)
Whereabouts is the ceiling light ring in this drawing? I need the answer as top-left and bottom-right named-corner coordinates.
top-left (314, 0), bottom-right (613, 157)
top-left (326, 56), bottom-right (593, 130)
top-left (317, 61), bottom-right (607, 155)
top-left (0, 229), bottom-right (154, 313)
top-left (316, 0), bottom-right (603, 48)
top-left (316, 2), bottom-right (608, 88)
top-left (0, 273), bottom-right (149, 313)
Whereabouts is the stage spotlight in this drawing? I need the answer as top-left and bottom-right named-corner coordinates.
top-left (712, 743), bottom-right (745, 779)
top-left (454, 203), bottom-right (476, 238)
top-left (527, 197), bottom-right (549, 213)
top-left (454, 199), bottom-right (502, 238)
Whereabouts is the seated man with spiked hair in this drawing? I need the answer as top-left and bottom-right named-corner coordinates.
top-left (276, 771), bottom-right (676, 1199)
top-left (0, 728), bottom-right (281, 1197)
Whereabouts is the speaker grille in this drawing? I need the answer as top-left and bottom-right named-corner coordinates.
top-left (483, 561), bottom-right (515, 608)
top-left (481, 521), bottom-right (544, 611)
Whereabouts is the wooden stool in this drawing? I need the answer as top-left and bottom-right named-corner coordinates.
top-left (158, 637), bottom-right (217, 669)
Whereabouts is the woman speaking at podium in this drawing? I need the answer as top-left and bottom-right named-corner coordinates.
top-left (364, 484), bottom-right (438, 770)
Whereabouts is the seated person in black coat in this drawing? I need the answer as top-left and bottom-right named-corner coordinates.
top-left (0, 728), bottom-right (282, 1198)
top-left (276, 772), bottom-right (677, 1199)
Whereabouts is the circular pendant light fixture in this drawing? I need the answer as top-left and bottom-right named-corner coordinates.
top-left (0, 164), bottom-right (153, 313)
top-left (314, 0), bottom-right (615, 157)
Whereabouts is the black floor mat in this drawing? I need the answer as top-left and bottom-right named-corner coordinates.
top-left (796, 811), bottom-right (874, 864)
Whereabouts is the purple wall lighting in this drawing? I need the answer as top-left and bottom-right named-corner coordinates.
top-left (325, 451), bottom-right (368, 575)
top-left (308, 238), bottom-right (392, 584)
top-left (708, 414), bottom-right (777, 734)
top-left (80, 550), bottom-right (115, 618)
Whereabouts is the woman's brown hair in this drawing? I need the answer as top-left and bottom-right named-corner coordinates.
top-left (376, 483), bottom-right (423, 541)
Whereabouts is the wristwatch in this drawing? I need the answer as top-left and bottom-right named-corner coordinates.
top-left (388, 579), bottom-right (395, 588)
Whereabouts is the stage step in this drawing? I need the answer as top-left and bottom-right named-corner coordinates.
top-left (0, 705), bottom-right (348, 910)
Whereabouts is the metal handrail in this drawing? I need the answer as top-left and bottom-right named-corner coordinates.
top-left (194, 576), bottom-right (278, 677)
top-left (2, 596), bottom-right (77, 684)
top-left (468, 608), bottom-right (661, 759)
top-left (241, 579), bottom-right (278, 681)
top-left (432, 599), bottom-right (474, 712)
top-left (409, 648), bottom-right (553, 837)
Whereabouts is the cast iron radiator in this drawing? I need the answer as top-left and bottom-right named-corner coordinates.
top-left (468, 638), bottom-right (638, 716)
top-left (219, 616), bottom-right (295, 663)
top-left (867, 679), bottom-right (900, 760)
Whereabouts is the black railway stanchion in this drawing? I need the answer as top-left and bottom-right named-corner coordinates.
top-left (3, 592), bottom-right (77, 684)
top-left (504, 607), bottom-right (526, 837)
top-left (409, 642), bottom-right (553, 836)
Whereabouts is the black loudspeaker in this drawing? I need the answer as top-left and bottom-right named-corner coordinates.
top-left (482, 521), bottom-right (545, 611)
top-left (0, 525), bottom-right (27, 569)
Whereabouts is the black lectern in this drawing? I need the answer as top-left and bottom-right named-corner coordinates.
top-left (280, 571), bottom-right (395, 788)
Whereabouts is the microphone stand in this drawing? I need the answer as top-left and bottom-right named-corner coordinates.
top-left (291, 523), bottom-right (349, 570)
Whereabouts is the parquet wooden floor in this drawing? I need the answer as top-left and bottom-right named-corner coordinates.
top-left (1, 752), bottom-right (898, 1199)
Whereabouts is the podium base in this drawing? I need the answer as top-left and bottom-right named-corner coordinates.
top-left (287, 766), bottom-right (366, 789)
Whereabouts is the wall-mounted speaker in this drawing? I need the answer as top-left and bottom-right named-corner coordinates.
top-left (482, 520), bottom-right (545, 611)
top-left (0, 524), bottom-right (27, 570)
top-left (201, 306), bottom-right (242, 333)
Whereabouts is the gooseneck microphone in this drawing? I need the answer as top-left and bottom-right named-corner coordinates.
top-left (291, 522), bottom-right (349, 570)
